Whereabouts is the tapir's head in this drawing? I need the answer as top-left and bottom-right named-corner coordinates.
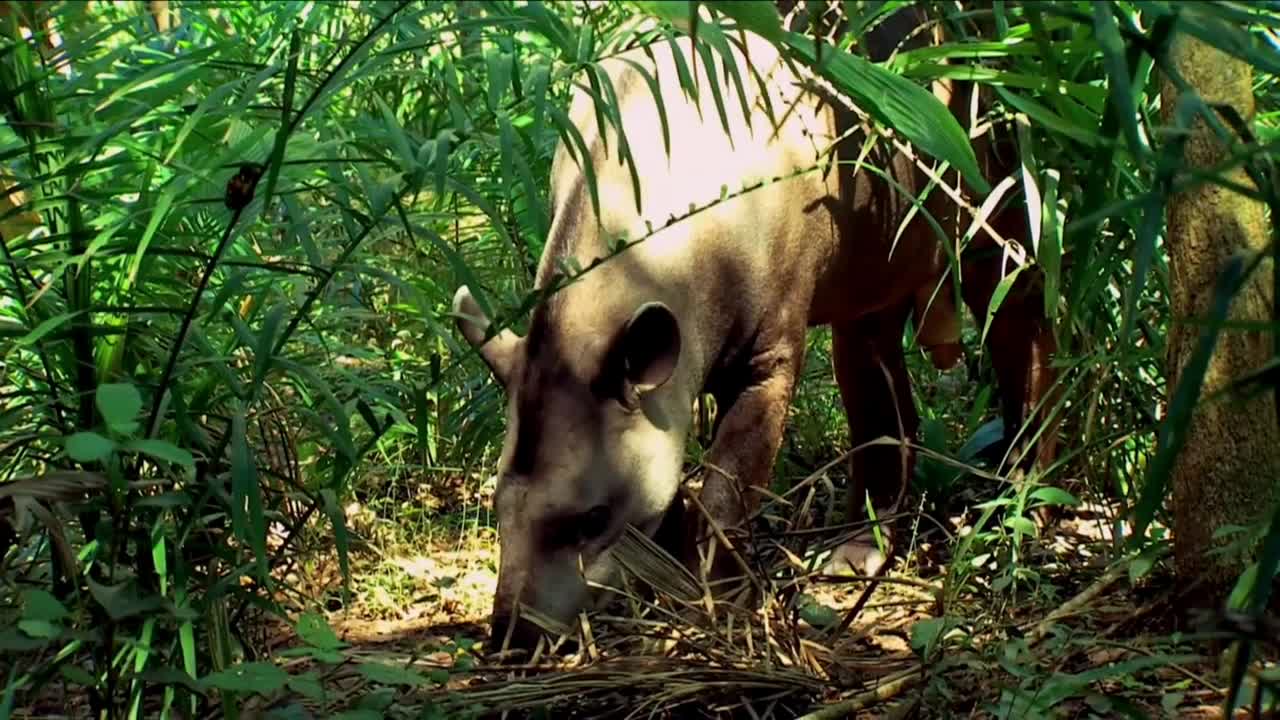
top-left (452, 284), bottom-right (688, 653)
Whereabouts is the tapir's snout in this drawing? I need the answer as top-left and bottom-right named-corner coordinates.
top-left (488, 610), bottom-right (547, 655)
top-left (487, 541), bottom-right (593, 658)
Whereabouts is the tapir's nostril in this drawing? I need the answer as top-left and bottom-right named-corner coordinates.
top-left (580, 505), bottom-right (611, 540)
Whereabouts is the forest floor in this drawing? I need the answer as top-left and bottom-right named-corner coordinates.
top-left (11, 474), bottom-right (1269, 719)
top-left (270, 487), bottom-right (1267, 720)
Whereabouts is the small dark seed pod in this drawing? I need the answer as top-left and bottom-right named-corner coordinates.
top-left (224, 162), bottom-right (266, 211)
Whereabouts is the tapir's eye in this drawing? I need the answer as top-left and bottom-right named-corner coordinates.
top-left (579, 505), bottom-right (611, 541)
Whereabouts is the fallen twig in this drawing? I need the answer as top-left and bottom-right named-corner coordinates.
top-left (1023, 560), bottom-right (1127, 642)
top-left (794, 666), bottom-right (923, 720)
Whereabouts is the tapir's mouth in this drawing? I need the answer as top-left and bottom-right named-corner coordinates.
top-left (650, 491), bottom-right (690, 558)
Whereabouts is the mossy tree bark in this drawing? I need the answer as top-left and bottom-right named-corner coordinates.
top-left (1161, 34), bottom-right (1280, 602)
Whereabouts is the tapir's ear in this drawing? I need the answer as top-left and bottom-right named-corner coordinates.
top-left (620, 301), bottom-right (680, 402)
top-left (453, 285), bottom-right (521, 386)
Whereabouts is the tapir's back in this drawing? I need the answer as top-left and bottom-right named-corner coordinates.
top-left (538, 32), bottom-right (843, 385)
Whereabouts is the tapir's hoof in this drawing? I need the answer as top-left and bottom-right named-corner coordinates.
top-left (822, 538), bottom-right (890, 577)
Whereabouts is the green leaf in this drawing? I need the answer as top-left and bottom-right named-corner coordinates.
top-left (231, 410), bottom-right (270, 580)
top-left (781, 33), bottom-right (989, 194)
top-left (0, 627), bottom-right (50, 652)
top-left (1092, 2), bottom-right (1145, 160)
top-left (152, 530), bottom-right (168, 597)
top-left (140, 666), bottom-right (204, 695)
top-left (1005, 516), bottom-right (1037, 538)
top-left (331, 711), bottom-right (381, 720)
top-left (307, 647), bottom-right (345, 665)
top-left (355, 687), bottom-right (396, 711)
top-left (546, 103), bottom-right (602, 224)
top-left (180, 618), bottom-right (197, 682)
top-left (22, 589), bottom-right (68, 622)
top-left (1029, 654), bottom-right (1203, 709)
top-left (707, 0), bottom-right (783, 41)
top-left (258, 28), bottom-right (302, 217)
top-left (59, 664), bottom-right (97, 688)
top-left (615, 57), bottom-right (672, 157)
top-left (17, 619), bottom-right (61, 639)
top-left (419, 702), bottom-right (448, 720)
top-left (996, 87), bottom-right (1104, 148)
top-left (135, 491), bottom-right (194, 509)
top-left (374, 93), bottom-right (416, 178)
top-left (498, 110), bottom-right (516, 204)
top-left (288, 673), bottom-right (326, 702)
top-left (1128, 545), bottom-right (1163, 585)
top-left (96, 383), bottom-right (143, 433)
top-left (17, 310), bottom-right (88, 347)
top-left (634, 0), bottom-right (697, 32)
top-left (958, 419), bottom-right (1005, 463)
top-left (1037, 169), bottom-right (1063, 320)
top-left (252, 303), bottom-right (286, 392)
top-left (356, 662), bottom-right (429, 687)
top-left (486, 49), bottom-right (513, 109)
top-left (201, 662), bottom-right (290, 695)
top-left (1241, 481), bottom-right (1280, 612)
top-left (127, 178), bottom-right (184, 286)
top-left (794, 593), bottom-right (839, 629)
top-left (125, 439), bottom-right (195, 469)
top-left (1028, 487), bottom-right (1081, 508)
top-left (1229, 563), bottom-right (1261, 611)
top-left (979, 265), bottom-right (1027, 347)
top-left (265, 704), bottom-right (313, 720)
top-left (65, 432), bottom-right (115, 463)
top-left (909, 616), bottom-right (948, 658)
top-left (296, 612), bottom-right (343, 651)
top-left (86, 577), bottom-right (162, 621)
top-left (321, 489), bottom-right (352, 595)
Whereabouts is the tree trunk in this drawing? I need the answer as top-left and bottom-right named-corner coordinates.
top-left (1161, 34), bottom-right (1280, 602)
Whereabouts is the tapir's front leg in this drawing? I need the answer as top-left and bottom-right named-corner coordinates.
top-left (690, 335), bottom-right (807, 582)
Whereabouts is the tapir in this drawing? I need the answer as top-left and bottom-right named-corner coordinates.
top-left (453, 20), bottom-right (1057, 652)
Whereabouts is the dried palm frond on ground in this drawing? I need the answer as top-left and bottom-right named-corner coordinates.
top-left (429, 656), bottom-right (828, 719)
top-left (402, 457), bottom-right (950, 719)
top-left (376, 454), bottom-right (1280, 720)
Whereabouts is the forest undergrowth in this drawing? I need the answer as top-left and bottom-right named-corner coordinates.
top-left (4, 1), bottom-right (1280, 718)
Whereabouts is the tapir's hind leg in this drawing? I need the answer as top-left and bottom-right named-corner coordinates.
top-left (959, 257), bottom-right (1060, 474)
top-left (827, 305), bottom-right (918, 576)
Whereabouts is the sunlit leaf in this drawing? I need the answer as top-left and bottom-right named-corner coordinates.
top-left (979, 265), bottom-right (1027, 347)
top-left (781, 33), bottom-right (989, 193)
top-left (1004, 516), bottom-right (1037, 538)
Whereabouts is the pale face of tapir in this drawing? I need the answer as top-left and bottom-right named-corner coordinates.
top-left (452, 285), bottom-right (689, 652)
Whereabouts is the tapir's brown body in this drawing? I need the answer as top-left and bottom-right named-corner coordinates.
top-left (455, 16), bottom-right (1057, 651)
